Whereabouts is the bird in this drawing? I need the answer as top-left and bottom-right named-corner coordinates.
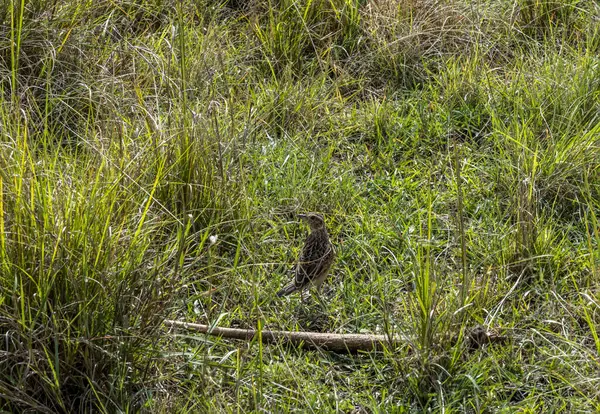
top-left (277, 213), bottom-right (336, 298)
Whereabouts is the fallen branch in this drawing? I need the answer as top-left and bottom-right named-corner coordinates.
top-left (164, 319), bottom-right (409, 352)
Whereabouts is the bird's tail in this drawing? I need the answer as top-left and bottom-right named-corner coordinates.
top-left (276, 283), bottom-right (297, 297)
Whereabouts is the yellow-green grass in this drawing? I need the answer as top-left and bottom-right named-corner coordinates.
top-left (1, 0), bottom-right (599, 412)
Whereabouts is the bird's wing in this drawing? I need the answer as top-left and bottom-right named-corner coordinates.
top-left (295, 232), bottom-right (330, 287)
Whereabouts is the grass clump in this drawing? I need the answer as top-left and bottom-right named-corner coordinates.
top-left (1, 0), bottom-right (600, 412)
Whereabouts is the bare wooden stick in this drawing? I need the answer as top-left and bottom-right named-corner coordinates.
top-left (164, 319), bottom-right (409, 352)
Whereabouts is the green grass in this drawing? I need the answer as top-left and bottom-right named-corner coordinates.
top-left (1, 0), bottom-right (600, 412)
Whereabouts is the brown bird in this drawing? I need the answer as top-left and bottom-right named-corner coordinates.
top-left (277, 213), bottom-right (336, 297)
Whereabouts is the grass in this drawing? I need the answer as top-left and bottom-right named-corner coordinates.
top-left (1, 0), bottom-right (600, 412)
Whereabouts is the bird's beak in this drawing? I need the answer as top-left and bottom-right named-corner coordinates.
top-left (298, 214), bottom-right (308, 220)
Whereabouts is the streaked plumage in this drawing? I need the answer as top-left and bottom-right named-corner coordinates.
top-left (277, 213), bottom-right (335, 297)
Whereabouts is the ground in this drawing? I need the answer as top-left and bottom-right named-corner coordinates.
top-left (0, 0), bottom-right (599, 412)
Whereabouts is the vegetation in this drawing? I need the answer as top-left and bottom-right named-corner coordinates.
top-left (1, 0), bottom-right (599, 411)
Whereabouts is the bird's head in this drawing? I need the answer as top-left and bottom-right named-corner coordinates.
top-left (299, 213), bottom-right (326, 230)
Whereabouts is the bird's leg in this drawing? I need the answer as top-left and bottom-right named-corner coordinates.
top-left (313, 284), bottom-right (327, 310)
top-left (300, 289), bottom-right (309, 304)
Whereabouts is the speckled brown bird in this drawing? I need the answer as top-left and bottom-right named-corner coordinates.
top-left (277, 213), bottom-right (335, 297)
